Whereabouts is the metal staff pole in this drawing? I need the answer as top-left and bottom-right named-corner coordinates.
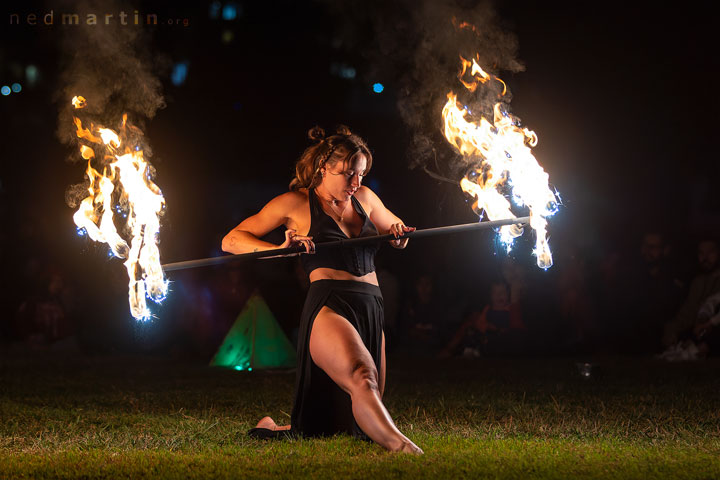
top-left (161, 216), bottom-right (530, 272)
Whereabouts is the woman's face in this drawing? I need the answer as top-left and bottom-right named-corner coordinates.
top-left (321, 153), bottom-right (367, 201)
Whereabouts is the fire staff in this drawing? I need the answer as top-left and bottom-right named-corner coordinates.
top-left (221, 126), bottom-right (423, 454)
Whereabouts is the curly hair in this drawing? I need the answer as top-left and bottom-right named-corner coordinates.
top-left (289, 125), bottom-right (373, 191)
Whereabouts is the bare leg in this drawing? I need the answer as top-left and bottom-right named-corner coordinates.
top-left (256, 333), bottom-right (384, 432)
top-left (309, 306), bottom-right (422, 454)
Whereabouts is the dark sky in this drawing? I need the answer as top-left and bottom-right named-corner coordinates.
top-left (1, 0), bottom-right (718, 284)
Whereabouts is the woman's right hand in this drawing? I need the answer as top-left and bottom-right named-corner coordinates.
top-left (279, 229), bottom-right (315, 255)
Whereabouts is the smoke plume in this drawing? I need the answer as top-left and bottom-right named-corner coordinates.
top-left (54, 0), bottom-right (166, 209)
top-left (325, 0), bottom-right (524, 179)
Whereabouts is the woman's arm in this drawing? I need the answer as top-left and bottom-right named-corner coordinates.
top-left (221, 192), bottom-right (313, 255)
top-left (356, 186), bottom-right (414, 249)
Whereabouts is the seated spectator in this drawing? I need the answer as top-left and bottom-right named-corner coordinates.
top-left (662, 238), bottom-right (720, 347)
top-left (593, 247), bottom-right (628, 349)
top-left (438, 281), bottom-right (525, 358)
top-left (14, 267), bottom-right (75, 349)
top-left (625, 231), bottom-right (683, 353)
top-left (692, 291), bottom-right (720, 352)
top-left (660, 238), bottom-right (720, 360)
top-left (556, 247), bottom-right (595, 350)
top-left (401, 274), bottom-right (444, 349)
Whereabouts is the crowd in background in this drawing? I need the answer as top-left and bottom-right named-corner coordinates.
top-left (2, 222), bottom-right (719, 362)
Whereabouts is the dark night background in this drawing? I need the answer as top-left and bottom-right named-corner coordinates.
top-left (0, 0), bottom-right (718, 357)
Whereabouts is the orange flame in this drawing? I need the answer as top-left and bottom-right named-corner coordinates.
top-left (457, 55), bottom-right (506, 95)
top-left (72, 95), bottom-right (87, 109)
top-left (71, 97), bottom-right (167, 320)
top-left (451, 17), bottom-right (482, 38)
top-left (80, 145), bottom-right (95, 160)
top-left (442, 58), bottom-right (557, 268)
top-left (458, 56), bottom-right (490, 92)
top-left (73, 117), bottom-right (101, 144)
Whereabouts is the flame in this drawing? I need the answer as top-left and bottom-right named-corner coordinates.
top-left (73, 117), bottom-right (102, 144)
top-left (442, 57), bottom-right (558, 269)
top-left (80, 145), bottom-right (94, 160)
top-left (72, 95), bottom-right (87, 109)
top-left (458, 56), bottom-right (490, 92)
top-left (98, 128), bottom-right (121, 148)
top-left (70, 98), bottom-right (167, 320)
top-left (451, 17), bottom-right (482, 38)
top-left (457, 55), bottom-right (506, 95)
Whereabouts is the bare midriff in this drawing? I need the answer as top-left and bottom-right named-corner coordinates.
top-left (309, 267), bottom-right (378, 286)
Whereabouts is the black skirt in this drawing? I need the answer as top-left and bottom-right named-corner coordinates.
top-left (290, 279), bottom-right (384, 438)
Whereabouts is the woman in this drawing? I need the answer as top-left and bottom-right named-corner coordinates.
top-left (222, 126), bottom-right (423, 454)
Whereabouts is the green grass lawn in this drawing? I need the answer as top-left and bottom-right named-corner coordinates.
top-left (1, 352), bottom-right (719, 479)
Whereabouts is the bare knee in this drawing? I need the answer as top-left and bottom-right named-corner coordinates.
top-left (350, 362), bottom-right (379, 394)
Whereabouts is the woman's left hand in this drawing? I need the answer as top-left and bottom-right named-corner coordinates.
top-left (389, 223), bottom-right (415, 249)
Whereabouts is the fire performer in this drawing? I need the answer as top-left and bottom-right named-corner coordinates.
top-left (221, 126), bottom-right (423, 454)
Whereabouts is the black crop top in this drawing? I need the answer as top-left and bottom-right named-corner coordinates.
top-left (300, 188), bottom-right (379, 276)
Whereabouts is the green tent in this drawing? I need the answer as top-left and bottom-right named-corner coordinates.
top-left (210, 292), bottom-right (296, 371)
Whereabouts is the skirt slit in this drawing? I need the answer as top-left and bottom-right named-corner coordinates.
top-left (290, 279), bottom-right (384, 438)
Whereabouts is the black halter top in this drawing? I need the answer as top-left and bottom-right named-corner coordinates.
top-left (300, 188), bottom-right (379, 277)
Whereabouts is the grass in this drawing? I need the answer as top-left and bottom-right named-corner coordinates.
top-left (1, 352), bottom-right (719, 479)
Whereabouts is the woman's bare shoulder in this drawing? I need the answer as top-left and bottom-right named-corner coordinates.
top-left (355, 186), bottom-right (382, 208)
top-left (268, 189), bottom-right (308, 209)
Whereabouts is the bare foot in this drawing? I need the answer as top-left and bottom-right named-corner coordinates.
top-left (256, 416), bottom-right (278, 430)
top-left (255, 416), bottom-right (291, 431)
top-left (389, 437), bottom-right (423, 454)
top-left (400, 440), bottom-right (424, 455)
